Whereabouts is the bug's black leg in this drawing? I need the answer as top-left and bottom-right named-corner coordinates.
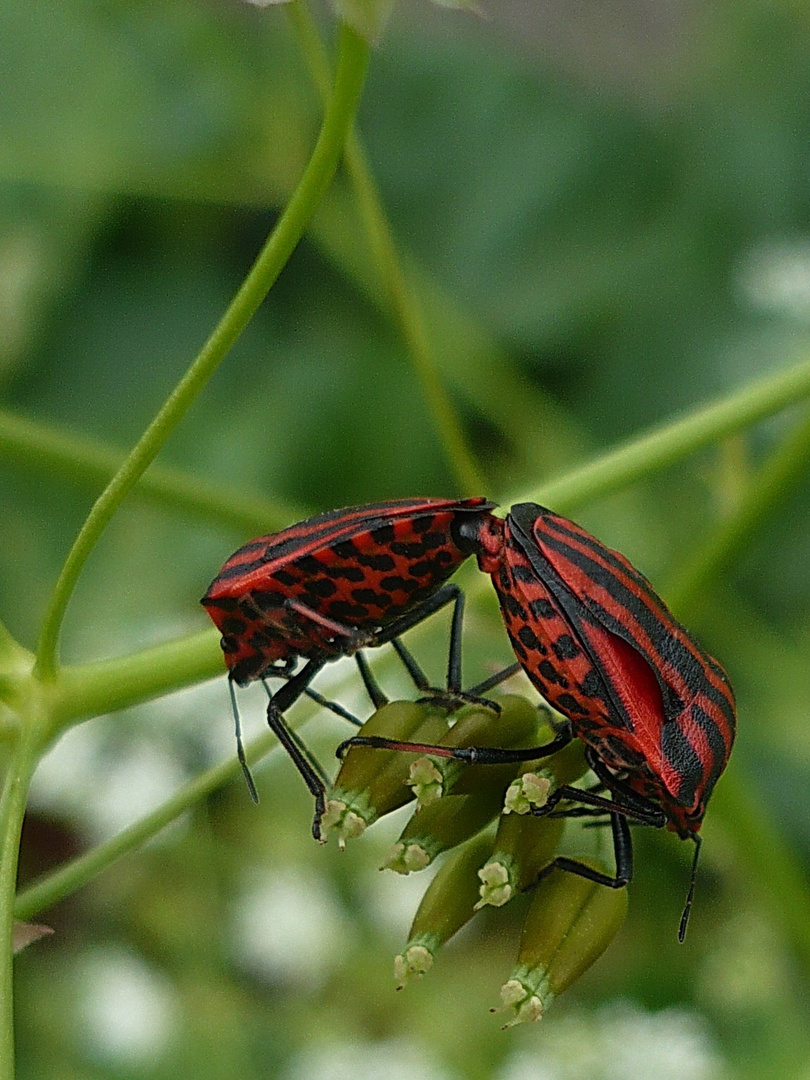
top-left (372, 582), bottom-right (461, 645)
top-left (445, 584), bottom-right (465, 694)
top-left (531, 778), bottom-right (667, 828)
top-left (379, 583), bottom-right (506, 713)
top-left (531, 811), bottom-right (634, 891)
top-left (466, 662), bottom-right (523, 697)
top-left (263, 657), bottom-right (331, 840)
top-left (583, 750), bottom-right (669, 826)
top-left (266, 666), bottom-right (364, 727)
top-left (355, 650), bottom-right (389, 710)
top-left (389, 638), bottom-right (430, 692)
top-left (303, 686), bottom-right (363, 727)
top-left (336, 725), bottom-right (573, 764)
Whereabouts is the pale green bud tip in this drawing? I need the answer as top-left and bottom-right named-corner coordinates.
top-left (331, 0), bottom-right (395, 44)
top-left (320, 800), bottom-right (367, 848)
top-left (475, 861), bottom-right (513, 909)
top-left (504, 773), bottom-right (551, 814)
top-left (408, 757), bottom-right (444, 806)
top-left (496, 980), bottom-right (546, 1027)
top-left (381, 841), bottom-right (432, 875)
top-left (394, 945), bottom-right (434, 987)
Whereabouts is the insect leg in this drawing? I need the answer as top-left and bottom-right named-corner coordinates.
top-left (354, 650), bottom-right (389, 709)
top-left (389, 638), bottom-right (430, 692)
top-left (264, 657), bottom-right (331, 840)
top-left (336, 725), bottom-right (573, 763)
top-left (466, 662), bottom-right (523, 696)
top-left (531, 811), bottom-right (634, 890)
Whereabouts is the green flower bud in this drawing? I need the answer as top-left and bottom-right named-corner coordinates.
top-left (395, 829), bottom-right (496, 987)
top-left (503, 772), bottom-right (551, 815)
top-left (333, 701), bottom-right (442, 793)
top-left (381, 787), bottom-right (505, 874)
top-left (496, 861), bottom-right (629, 1026)
top-left (475, 815), bottom-right (564, 909)
top-left (406, 757), bottom-right (445, 806)
top-left (414, 695), bottom-right (545, 805)
top-left (325, 702), bottom-right (450, 845)
top-left (502, 741), bottom-right (589, 815)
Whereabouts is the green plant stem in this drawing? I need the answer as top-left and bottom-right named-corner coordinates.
top-left (14, 725), bottom-right (278, 922)
top-left (517, 357), bottom-right (810, 513)
top-left (50, 630), bottom-right (222, 731)
top-left (0, 409), bottom-right (300, 535)
top-left (666, 406), bottom-right (810, 614)
top-left (0, 715), bottom-right (43, 1076)
top-left (34, 23), bottom-right (370, 682)
top-left (288, 2), bottom-right (486, 495)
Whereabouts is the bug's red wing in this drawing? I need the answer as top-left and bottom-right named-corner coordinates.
top-left (202, 497), bottom-right (495, 683)
top-left (204, 498), bottom-right (493, 596)
top-left (508, 503), bottom-right (735, 830)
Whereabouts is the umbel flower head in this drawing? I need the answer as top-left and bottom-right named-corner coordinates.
top-left (326, 694), bottom-right (628, 1021)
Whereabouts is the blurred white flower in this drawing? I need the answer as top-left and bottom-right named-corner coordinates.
top-left (282, 1037), bottom-right (456, 1080)
top-left (737, 239), bottom-right (810, 320)
top-left (78, 947), bottom-right (176, 1067)
top-left (497, 1001), bottom-right (723, 1080)
top-left (230, 864), bottom-right (355, 988)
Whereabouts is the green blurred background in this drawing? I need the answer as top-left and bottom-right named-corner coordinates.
top-left (3, 0), bottom-right (810, 1077)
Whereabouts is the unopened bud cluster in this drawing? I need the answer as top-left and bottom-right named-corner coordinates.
top-left (324, 694), bottom-right (629, 1022)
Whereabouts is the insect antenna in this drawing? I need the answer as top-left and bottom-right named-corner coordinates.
top-left (678, 834), bottom-right (702, 943)
top-left (228, 675), bottom-right (259, 804)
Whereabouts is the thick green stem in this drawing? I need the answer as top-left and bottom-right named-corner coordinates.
top-left (288, 2), bottom-right (485, 495)
top-left (519, 358), bottom-right (810, 512)
top-left (666, 407), bottom-right (810, 613)
top-left (50, 630), bottom-right (223, 732)
top-left (34, 23), bottom-right (370, 681)
top-left (0, 409), bottom-right (300, 535)
top-left (0, 714), bottom-right (43, 1076)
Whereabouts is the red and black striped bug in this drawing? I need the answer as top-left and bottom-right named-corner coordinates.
top-left (345, 502), bottom-right (736, 937)
top-left (201, 497), bottom-right (495, 837)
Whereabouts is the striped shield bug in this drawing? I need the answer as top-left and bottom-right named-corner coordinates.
top-left (466, 502), bottom-right (736, 936)
top-left (201, 497), bottom-right (495, 836)
top-left (345, 502), bottom-right (736, 936)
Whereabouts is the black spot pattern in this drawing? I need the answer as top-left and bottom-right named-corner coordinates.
top-left (552, 634), bottom-right (580, 660)
top-left (371, 524), bottom-right (394, 545)
top-left (529, 598), bottom-right (555, 619)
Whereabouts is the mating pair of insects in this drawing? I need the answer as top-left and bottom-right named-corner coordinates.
top-left (202, 497), bottom-right (736, 936)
